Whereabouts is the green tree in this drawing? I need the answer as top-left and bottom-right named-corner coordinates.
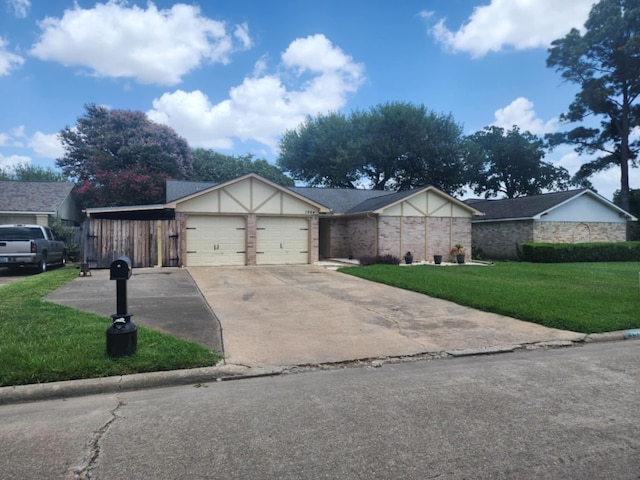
top-left (277, 112), bottom-right (360, 188)
top-left (0, 163), bottom-right (69, 182)
top-left (613, 188), bottom-right (640, 239)
top-left (466, 126), bottom-right (572, 198)
top-left (546, 0), bottom-right (640, 212)
top-left (57, 104), bottom-right (193, 207)
top-left (277, 102), bottom-right (467, 193)
top-left (191, 149), bottom-right (293, 186)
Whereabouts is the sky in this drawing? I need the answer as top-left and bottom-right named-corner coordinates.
top-left (0, 0), bottom-right (635, 201)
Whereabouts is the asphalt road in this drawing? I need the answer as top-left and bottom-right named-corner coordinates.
top-left (1, 341), bottom-right (638, 480)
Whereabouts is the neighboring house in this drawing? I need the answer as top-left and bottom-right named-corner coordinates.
top-left (469, 189), bottom-right (637, 260)
top-left (83, 173), bottom-right (483, 268)
top-left (0, 180), bottom-right (83, 226)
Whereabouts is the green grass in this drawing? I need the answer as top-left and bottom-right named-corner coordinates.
top-left (340, 262), bottom-right (640, 334)
top-left (0, 267), bottom-right (220, 387)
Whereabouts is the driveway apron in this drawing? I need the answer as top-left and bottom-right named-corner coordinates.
top-left (188, 265), bottom-right (584, 367)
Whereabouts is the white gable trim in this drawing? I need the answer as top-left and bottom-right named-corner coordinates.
top-left (534, 190), bottom-right (637, 221)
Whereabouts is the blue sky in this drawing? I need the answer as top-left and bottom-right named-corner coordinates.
top-left (0, 0), bottom-right (631, 200)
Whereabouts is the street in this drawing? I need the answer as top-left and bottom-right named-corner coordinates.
top-left (1, 341), bottom-right (638, 479)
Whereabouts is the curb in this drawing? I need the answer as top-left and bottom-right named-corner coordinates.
top-left (0, 364), bottom-right (283, 406)
top-left (584, 329), bottom-right (640, 343)
top-left (1, 330), bottom-right (638, 406)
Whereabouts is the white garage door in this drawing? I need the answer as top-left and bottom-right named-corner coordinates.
top-left (186, 216), bottom-right (246, 266)
top-left (256, 217), bottom-right (309, 265)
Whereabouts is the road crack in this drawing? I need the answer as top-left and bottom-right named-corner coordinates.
top-left (71, 395), bottom-right (127, 479)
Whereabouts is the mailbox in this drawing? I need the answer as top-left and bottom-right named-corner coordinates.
top-left (106, 255), bottom-right (136, 357)
top-left (110, 256), bottom-right (132, 280)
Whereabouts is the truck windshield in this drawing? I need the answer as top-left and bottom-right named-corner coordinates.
top-left (0, 227), bottom-right (45, 241)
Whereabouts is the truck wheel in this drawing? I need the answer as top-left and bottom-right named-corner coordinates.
top-left (38, 254), bottom-right (47, 273)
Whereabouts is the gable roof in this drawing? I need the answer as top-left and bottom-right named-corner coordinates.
top-left (167, 178), bottom-right (481, 216)
top-left (468, 189), bottom-right (636, 221)
top-left (166, 179), bottom-right (218, 203)
top-left (165, 174), bottom-right (328, 211)
top-left (0, 181), bottom-right (75, 213)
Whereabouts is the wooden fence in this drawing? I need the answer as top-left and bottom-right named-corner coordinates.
top-left (82, 218), bottom-right (180, 268)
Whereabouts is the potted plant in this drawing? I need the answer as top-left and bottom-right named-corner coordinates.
top-left (404, 251), bottom-right (413, 264)
top-left (450, 244), bottom-right (465, 264)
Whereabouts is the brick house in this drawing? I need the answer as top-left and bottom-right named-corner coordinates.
top-left (84, 174), bottom-right (483, 268)
top-left (468, 189), bottom-right (637, 260)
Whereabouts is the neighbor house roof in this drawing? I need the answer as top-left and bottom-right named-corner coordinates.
top-left (467, 189), bottom-right (636, 222)
top-left (0, 181), bottom-right (75, 214)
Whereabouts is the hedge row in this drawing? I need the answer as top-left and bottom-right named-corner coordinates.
top-left (521, 242), bottom-right (640, 263)
top-left (359, 254), bottom-right (401, 266)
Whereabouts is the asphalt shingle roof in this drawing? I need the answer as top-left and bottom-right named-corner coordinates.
top-left (0, 181), bottom-right (75, 213)
top-left (287, 187), bottom-right (392, 213)
top-left (166, 180), bottom-right (217, 202)
top-left (467, 189), bottom-right (589, 220)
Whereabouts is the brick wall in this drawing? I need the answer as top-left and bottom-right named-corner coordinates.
top-left (346, 216), bottom-right (377, 258)
top-left (309, 215), bottom-right (320, 263)
top-left (472, 220), bottom-right (533, 260)
top-left (472, 220), bottom-right (628, 260)
top-left (534, 221), bottom-right (627, 243)
top-left (377, 216), bottom-right (472, 262)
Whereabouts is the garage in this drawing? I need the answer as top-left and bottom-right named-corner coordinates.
top-left (186, 215), bottom-right (246, 266)
top-left (256, 217), bottom-right (309, 265)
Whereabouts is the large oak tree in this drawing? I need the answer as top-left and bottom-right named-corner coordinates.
top-left (57, 104), bottom-right (193, 207)
top-left (278, 102), bottom-right (467, 193)
top-left (466, 126), bottom-right (572, 199)
top-left (547, 0), bottom-right (640, 211)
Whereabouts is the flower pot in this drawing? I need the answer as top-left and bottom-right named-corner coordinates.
top-left (456, 254), bottom-right (465, 264)
top-left (433, 255), bottom-right (443, 265)
top-left (404, 255), bottom-right (413, 265)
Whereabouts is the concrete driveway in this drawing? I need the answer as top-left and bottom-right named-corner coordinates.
top-left (189, 265), bottom-right (584, 367)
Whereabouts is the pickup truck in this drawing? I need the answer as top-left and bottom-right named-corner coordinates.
top-left (0, 224), bottom-right (66, 273)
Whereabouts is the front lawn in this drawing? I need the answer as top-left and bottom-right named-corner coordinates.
top-left (0, 267), bottom-right (220, 387)
top-left (340, 262), bottom-right (640, 334)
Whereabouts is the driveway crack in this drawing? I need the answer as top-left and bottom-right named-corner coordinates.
top-left (71, 395), bottom-right (126, 479)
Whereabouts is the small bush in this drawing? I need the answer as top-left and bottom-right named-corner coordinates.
top-left (359, 254), bottom-right (401, 266)
top-left (521, 241), bottom-right (640, 263)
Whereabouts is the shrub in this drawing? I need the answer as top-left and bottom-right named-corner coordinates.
top-left (359, 254), bottom-right (401, 266)
top-left (521, 242), bottom-right (640, 263)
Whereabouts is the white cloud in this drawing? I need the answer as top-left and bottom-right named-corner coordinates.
top-left (0, 153), bottom-right (30, 170)
top-left (6, 0), bottom-right (30, 18)
top-left (30, 131), bottom-right (64, 158)
top-left (429, 0), bottom-right (594, 58)
top-left (0, 37), bottom-right (24, 76)
top-left (147, 34), bottom-right (365, 151)
top-left (492, 97), bottom-right (558, 134)
top-left (0, 127), bottom-right (63, 166)
top-left (29, 1), bottom-right (251, 86)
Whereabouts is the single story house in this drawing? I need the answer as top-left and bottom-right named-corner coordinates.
top-left (83, 173), bottom-right (483, 268)
top-left (0, 180), bottom-right (83, 226)
top-left (468, 189), bottom-right (637, 260)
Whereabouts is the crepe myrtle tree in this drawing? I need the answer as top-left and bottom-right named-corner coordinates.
top-left (57, 104), bottom-right (193, 207)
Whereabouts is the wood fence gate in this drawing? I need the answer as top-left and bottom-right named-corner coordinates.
top-left (82, 218), bottom-right (180, 268)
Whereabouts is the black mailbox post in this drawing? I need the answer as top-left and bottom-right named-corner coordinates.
top-left (106, 256), bottom-right (137, 358)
